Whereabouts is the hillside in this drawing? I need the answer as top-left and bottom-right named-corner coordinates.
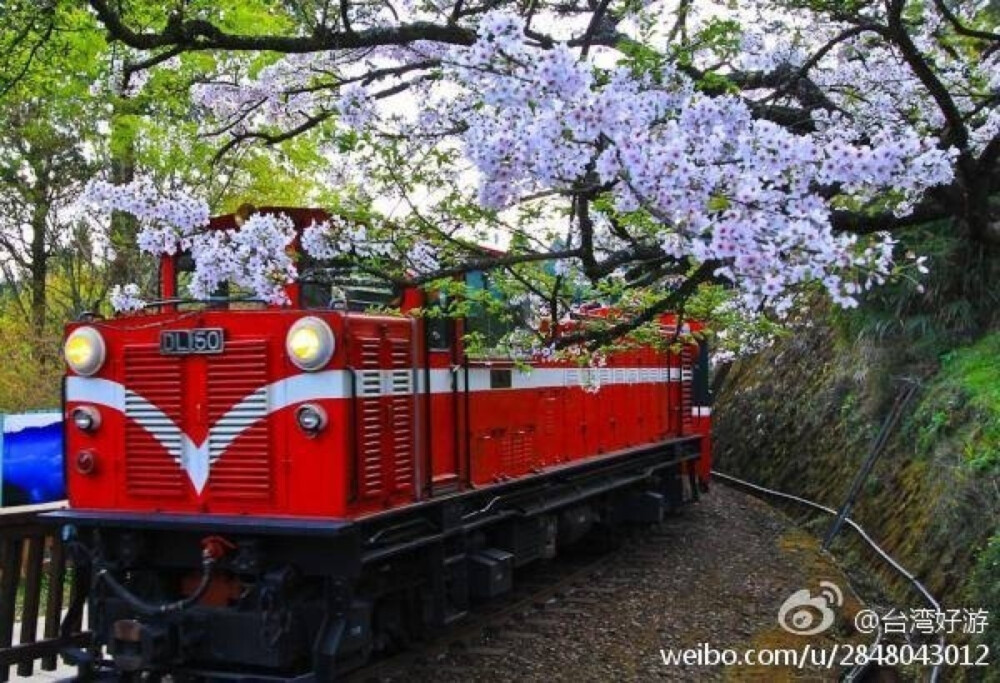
top-left (714, 311), bottom-right (1000, 676)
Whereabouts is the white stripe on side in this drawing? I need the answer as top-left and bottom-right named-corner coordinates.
top-left (67, 366), bottom-right (690, 411)
top-left (67, 368), bottom-right (703, 493)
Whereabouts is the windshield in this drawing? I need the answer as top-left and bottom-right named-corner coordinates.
top-left (299, 258), bottom-right (400, 312)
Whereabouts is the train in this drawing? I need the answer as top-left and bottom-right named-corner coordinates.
top-left (47, 207), bottom-right (713, 681)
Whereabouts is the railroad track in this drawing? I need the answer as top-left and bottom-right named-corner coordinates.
top-left (343, 523), bottom-right (677, 683)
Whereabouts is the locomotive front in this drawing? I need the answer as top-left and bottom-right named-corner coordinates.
top-left (63, 310), bottom-right (354, 516)
top-left (51, 209), bottom-right (391, 678)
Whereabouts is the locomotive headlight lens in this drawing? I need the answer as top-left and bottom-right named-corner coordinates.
top-left (72, 406), bottom-right (101, 431)
top-left (64, 327), bottom-right (106, 376)
top-left (286, 317), bottom-right (335, 371)
top-left (296, 404), bottom-right (327, 434)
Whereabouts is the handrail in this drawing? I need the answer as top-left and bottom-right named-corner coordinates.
top-left (0, 502), bottom-right (89, 681)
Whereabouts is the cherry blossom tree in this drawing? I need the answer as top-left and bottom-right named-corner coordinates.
top-left (79, 0), bottom-right (998, 351)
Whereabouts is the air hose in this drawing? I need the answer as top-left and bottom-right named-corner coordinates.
top-left (92, 535), bottom-right (233, 616)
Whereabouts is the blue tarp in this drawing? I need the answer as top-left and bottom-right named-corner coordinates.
top-left (0, 412), bottom-right (65, 506)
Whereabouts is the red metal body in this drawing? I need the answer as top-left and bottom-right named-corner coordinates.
top-left (63, 208), bottom-right (712, 522)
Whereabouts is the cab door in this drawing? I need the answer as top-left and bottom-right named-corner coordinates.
top-left (422, 294), bottom-right (467, 495)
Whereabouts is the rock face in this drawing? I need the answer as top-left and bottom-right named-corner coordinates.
top-left (712, 318), bottom-right (1000, 642)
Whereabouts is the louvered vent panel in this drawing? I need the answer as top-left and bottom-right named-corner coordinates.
top-left (352, 333), bottom-right (415, 500)
top-left (680, 346), bottom-right (694, 432)
top-left (123, 346), bottom-right (186, 497)
top-left (355, 337), bottom-right (384, 499)
top-left (359, 398), bottom-right (383, 497)
top-left (205, 341), bottom-right (271, 501)
top-left (388, 340), bottom-right (414, 491)
top-left (500, 429), bottom-right (533, 474)
top-left (358, 370), bottom-right (381, 397)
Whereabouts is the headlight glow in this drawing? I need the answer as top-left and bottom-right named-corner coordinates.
top-left (286, 317), bottom-right (335, 371)
top-left (64, 327), bottom-right (107, 376)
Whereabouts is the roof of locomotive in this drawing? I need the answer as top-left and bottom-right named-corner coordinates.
top-left (206, 205), bottom-right (331, 231)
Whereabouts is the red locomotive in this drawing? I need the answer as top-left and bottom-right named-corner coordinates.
top-left (49, 208), bottom-right (712, 680)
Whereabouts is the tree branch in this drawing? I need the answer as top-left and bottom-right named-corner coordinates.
top-left (830, 200), bottom-right (951, 234)
top-left (88, 0), bottom-right (475, 53)
top-left (578, 0), bottom-right (613, 58)
top-left (555, 260), bottom-right (718, 349)
top-left (933, 0), bottom-right (1000, 43)
top-left (406, 248), bottom-right (583, 285)
top-left (886, 0), bottom-right (968, 149)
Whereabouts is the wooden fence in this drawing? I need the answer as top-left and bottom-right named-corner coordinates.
top-left (0, 503), bottom-right (89, 681)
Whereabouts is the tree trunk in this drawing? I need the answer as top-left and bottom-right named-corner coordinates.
top-left (107, 81), bottom-right (141, 290)
top-left (29, 198), bottom-right (49, 347)
top-left (108, 141), bottom-right (138, 287)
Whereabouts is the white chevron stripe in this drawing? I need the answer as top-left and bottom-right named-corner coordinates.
top-left (67, 371), bottom-right (345, 494)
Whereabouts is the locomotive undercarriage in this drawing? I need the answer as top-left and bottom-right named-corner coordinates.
top-left (46, 437), bottom-right (702, 682)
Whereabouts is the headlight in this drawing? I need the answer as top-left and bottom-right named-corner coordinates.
top-left (286, 317), bottom-right (335, 371)
top-left (64, 327), bottom-right (107, 376)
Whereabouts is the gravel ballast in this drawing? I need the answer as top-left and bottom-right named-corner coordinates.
top-left (393, 484), bottom-right (870, 682)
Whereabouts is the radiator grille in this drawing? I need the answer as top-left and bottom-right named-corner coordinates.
top-left (356, 337), bottom-right (384, 499)
top-left (124, 347), bottom-right (185, 497)
top-left (205, 341), bottom-right (271, 502)
top-left (500, 428), bottom-right (534, 474)
top-left (122, 339), bottom-right (270, 501)
top-left (680, 346), bottom-right (694, 431)
top-left (389, 338), bottom-right (414, 490)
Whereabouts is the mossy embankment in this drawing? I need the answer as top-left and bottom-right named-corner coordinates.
top-left (713, 314), bottom-right (1000, 676)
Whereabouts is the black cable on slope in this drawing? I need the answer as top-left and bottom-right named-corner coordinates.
top-left (712, 469), bottom-right (944, 683)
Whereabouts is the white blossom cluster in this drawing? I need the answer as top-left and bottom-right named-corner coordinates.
top-left (88, 2), bottom-right (980, 322)
top-left (713, 2), bottom-right (1000, 158)
top-left (109, 283), bottom-right (145, 312)
top-left (185, 212), bottom-right (299, 304)
top-left (406, 241), bottom-right (440, 272)
top-left (86, 178), bottom-right (298, 308)
top-left (300, 217), bottom-right (367, 259)
top-left (437, 11), bottom-right (955, 309)
top-left (83, 177), bottom-right (210, 255)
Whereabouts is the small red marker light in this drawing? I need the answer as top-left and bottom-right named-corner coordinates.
top-left (75, 450), bottom-right (97, 475)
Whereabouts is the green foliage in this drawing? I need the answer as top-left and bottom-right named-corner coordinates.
top-left (943, 334), bottom-right (1000, 472)
top-left (898, 330), bottom-right (1000, 474)
top-left (968, 533), bottom-right (1000, 675)
top-left (0, 0), bottom-right (339, 361)
top-left (685, 282), bottom-right (789, 357)
top-left (0, 295), bottom-right (63, 411)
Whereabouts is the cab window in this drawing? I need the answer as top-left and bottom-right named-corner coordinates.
top-left (425, 290), bottom-right (452, 350)
top-left (299, 257), bottom-right (400, 312)
top-left (464, 270), bottom-right (528, 350)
